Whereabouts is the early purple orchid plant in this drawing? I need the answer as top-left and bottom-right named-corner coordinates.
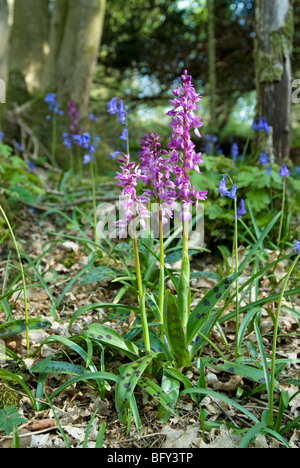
top-left (113, 70), bottom-right (216, 366)
top-left (166, 70), bottom-right (207, 332)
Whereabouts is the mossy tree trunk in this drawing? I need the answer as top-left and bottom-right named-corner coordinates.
top-left (254, 0), bottom-right (294, 163)
top-left (44, 0), bottom-right (106, 118)
top-left (0, 0), bottom-right (9, 84)
top-left (8, 0), bottom-right (50, 99)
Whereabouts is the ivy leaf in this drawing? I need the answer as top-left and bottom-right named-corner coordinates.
top-left (0, 406), bottom-right (27, 435)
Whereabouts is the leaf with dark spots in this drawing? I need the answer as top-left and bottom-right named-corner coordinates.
top-left (163, 290), bottom-right (190, 367)
top-left (81, 323), bottom-right (139, 359)
top-left (201, 357), bottom-right (270, 385)
top-left (30, 360), bottom-right (89, 375)
top-left (137, 377), bottom-right (178, 416)
top-left (116, 355), bottom-right (155, 412)
top-left (0, 318), bottom-right (51, 339)
top-left (186, 272), bottom-right (242, 353)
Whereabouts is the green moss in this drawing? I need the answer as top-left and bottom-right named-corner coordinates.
top-left (63, 252), bottom-right (77, 268)
top-left (0, 385), bottom-right (20, 410)
top-left (257, 6), bottom-right (294, 84)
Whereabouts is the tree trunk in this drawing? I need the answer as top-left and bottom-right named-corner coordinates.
top-left (254, 0), bottom-right (294, 162)
top-left (207, 0), bottom-right (217, 130)
top-left (0, 0), bottom-right (9, 85)
top-left (8, 0), bottom-right (50, 97)
top-left (45, 0), bottom-right (106, 118)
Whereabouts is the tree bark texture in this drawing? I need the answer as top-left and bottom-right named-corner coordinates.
top-left (45, 0), bottom-right (106, 117)
top-left (255, 0), bottom-right (294, 162)
top-left (0, 0), bottom-right (9, 84)
top-left (8, 0), bottom-right (50, 95)
top-left (207, 0), bottom-right (217, 130)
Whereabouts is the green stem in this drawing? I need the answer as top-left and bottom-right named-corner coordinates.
top-left (268, 252), bottom-right (300, 426)
top-left (234, 197), bottom-right (240, 359)
top-left (158, 208), bottom-right (164, 338)
top-left (89, 161), bottom-right (98, 245)
top-left (277, 178), bottom-right (286, 246)
top-left (51, 114), bottom-right (57, 166)
top-left (132, 226), bottom-right (151, 355)
top-left (0, 205), bottom-right (30, 357)
top-left (238, 218), bottom-right (257, 244)
top-left (178, 217), bottom-right (190, 331)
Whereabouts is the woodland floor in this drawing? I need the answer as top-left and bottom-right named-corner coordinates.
top-left (0, 172), bottom-right (299, 449)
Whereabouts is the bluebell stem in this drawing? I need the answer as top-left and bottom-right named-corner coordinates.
top-left (278, 164), bottom-right (290, 246)
top-left (217, 173), bottom-right (240, 357)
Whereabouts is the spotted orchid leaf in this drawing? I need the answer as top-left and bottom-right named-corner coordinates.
top-left (138, 376), bottom-right (178, 418)
top-left (81, 323), bottom-right (139, 359)
top-left (200, 356), bottom-right (274, 387)
top-left (163, 290), bottom-right (190, 367)
top-left (116, 355), bottom-right (154, 420)
top-left (30, 360), bottom-right (89, 375)
top-left (0, 318), bottom-right (51, 339)
top-left (177, 251), bottom-right (191, 331)
top-left (186, 272), bottom-right (242, 347)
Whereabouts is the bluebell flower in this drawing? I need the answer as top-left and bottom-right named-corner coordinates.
top-left (0, 131), bottom-right (3, 142)
top-left (14, 142), bottom-right (23, 152)
top-left (279, 164), bottom-right (290, 177)
top-left (237, 198), bottom-right (247, 219)
top-left (295, 166), bottom-right (300, 173)
top-left (109, 151), bottom-right (120, 159)
top-left (27, 161), bottom-right (36, 172)
top-left (107, 97), bottom-right (118, 115)
top-left (259, 152), bottom-right (269, 165)
top-left (217, 174), bottom-right (237, 199)
top-left (44, 93), bottom-right (63, 117)
top-left (231, 142), bottom-right (239, 161)
top-left (62, 133), bottom-right (72, 149)
top-left (217, 175), bottom-right (231, 197)
top-left (89, 113), bottom-right (98, 122)
top-left (293, 240), bottom-right (300, 254)
top-left (83, 153), bottom-right (95, 165)
top-left (107, 97), bottom-right (127, 125)
top-left (72, 134), bottom-right (83, 146)
top-left (252, 117), bottom-right (270, 133)
top-left (228, 185), bottom-right (237, 199)
top-left (120, 128), bottom-right (128, 141)
top-left (117, 100), bottom-right (126, 125)
top-left (266, 166), bottom-right (271, 175)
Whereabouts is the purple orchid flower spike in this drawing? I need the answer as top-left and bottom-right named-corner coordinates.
top-left (115, 154), bottom-right (151, 238)
top-left (166, 70), bottom-right (207, 219)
